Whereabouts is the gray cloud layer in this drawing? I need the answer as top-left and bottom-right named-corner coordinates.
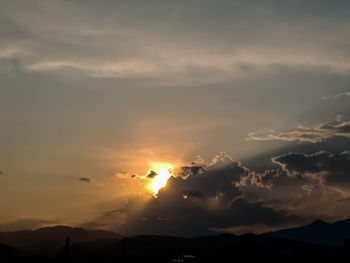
top-left (1, 0), bottom-right (350, 86)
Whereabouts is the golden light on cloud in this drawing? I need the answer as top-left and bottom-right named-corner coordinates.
top-left (147, 162), bottom-right (175, 197)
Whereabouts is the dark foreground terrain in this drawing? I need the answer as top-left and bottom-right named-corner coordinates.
top-left (1, 218), bottom-right (350, 262)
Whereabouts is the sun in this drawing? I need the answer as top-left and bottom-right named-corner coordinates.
top-left (147, 162), bottom-right (175, 197)
top-left (150, 167), bottom-right (174, 196)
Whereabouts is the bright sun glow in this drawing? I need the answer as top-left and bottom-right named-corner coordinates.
top-left (147, 163), bottom-right (175, 197)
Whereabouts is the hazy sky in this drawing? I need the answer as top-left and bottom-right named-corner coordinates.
top-left (1, 0), bottom-right (350, 235)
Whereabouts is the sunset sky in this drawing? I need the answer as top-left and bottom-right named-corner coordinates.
top-left (1, 0), bottom-right (350, 236)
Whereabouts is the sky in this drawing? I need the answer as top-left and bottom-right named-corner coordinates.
top-left (0, 0), bottom-right (350, 236)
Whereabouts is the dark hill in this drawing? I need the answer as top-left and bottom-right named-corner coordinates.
top-left (0, 225), bottom-right (121, 256)
top-left (265, 217), bottom-right (350, 245)
top-left (0, 243), bottom-right (30, 262)
top-left (1, 219), bottom-right (350, 262)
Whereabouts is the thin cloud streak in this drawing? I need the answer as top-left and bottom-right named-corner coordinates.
top-left (247, 116), bottom-right (350, 143)
top-left (321, 92), bottom-right (350, 100)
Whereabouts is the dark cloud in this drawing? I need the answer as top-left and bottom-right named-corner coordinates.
top-left (182, 190), bottom-right (206, 199)
top-left (118, 192), bottom-right (302, 236)
top-left (178, 165), bottom-right (206, 179)
top-left (0, 218), bottom-right (58, 231)
top-left (238, 149), bottom-right (350, 223)
top-left (146, 170), bottom-right (158, 178)
top-left (235, 169), bottom-right (280, 190)
top-left (247, 116), bottom-right (350, 143)
top-left (272, 151), bottom-right (350, 187)
top-left (79, 177), bottom-right (91, 183)
top-left (113, 153), bottom-right (305, 236)
top-left (104, 150), bottom-right (350, 236)
top-left (176, 160), bottom-right (245, 203)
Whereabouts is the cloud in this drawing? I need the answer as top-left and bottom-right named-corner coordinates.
top-left (178, 165), bottom-right (206, 179)
top-left (79, 177), bottom-right (91, 183)
top-left (0, 44), bottom-right (32, 60)
top-left (119, 193), bottom-right (301, 236)
top-left (2, 0), bottom-right (350, 236)
top-left (235, 151), bottom-right (350, 222)
top-left (24, 48), bottom-right (350, 83)
top-left (272, 151), bottom-right (350, 187)
top-left (115, 172), bottom-right (138, 179)
top-left (18, 47), bottom-right (350, 86)
top-left (2, 0), bottom-right (350, 85)
top-left (146, 170), bottom-right (158, 178)
top-left (235, 169), bottom-right (280, 190)
top-left (247, 116), bottom-right (350, 143)
top-left (0, 218), bottom-right (58, 231)
top-left (27, 60), bottom-right (159, 79)
top-left (321, 92), bottom-right (350, 100)
top-left (107, 153), bottom-right (306, 236)
top-left (95, 149), bottom-right (350, 236)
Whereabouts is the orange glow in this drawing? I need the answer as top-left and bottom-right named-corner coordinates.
top-left (147, 162), bottom-right (175, 197)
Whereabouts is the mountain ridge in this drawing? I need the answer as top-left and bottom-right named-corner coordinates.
top-left (0, 225), bottom-right (121, 256)
top-left (0, 217), bottom-right (349, 260)
top-left (265, 217), bottom-right (350, 245)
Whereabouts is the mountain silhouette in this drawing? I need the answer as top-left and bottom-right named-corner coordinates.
top-left (0, 243), bottom-right (29, 262)
top-left (0, 225), bottom-right (120, 257)
top-left (0, 220), bottom-right (349, 262)
top-left (60, 232), bottom-right (345, 262)
top-left (265, 217), bottom-right (350, 245)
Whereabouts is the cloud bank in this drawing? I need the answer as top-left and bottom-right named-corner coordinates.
top-left (88, 149), bottom-right (350, 236)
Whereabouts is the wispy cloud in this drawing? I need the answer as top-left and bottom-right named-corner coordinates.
top-left (247, 116), bottom-right (350, 143)
top-left (28, 60), bottom-right (160, 79)
top-left (14, 47), bottom-right (350, 85)
top-left (1, 0), bottom-right (350, 85)
top-left (321, 92), bottom-right (350, 100)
